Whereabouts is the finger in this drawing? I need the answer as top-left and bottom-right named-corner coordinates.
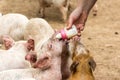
top-left (74, 23), bottom-right (83, 33)
top-left (72, 36), bottom-right (81, 41)
top-left (77, 24), bottom-right (84, 31)
top-left (76, 27), bottom-right (81, 33)
top-left (77, 33), bottom-right (81, 37)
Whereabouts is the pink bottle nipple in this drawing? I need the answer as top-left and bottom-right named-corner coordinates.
top-left (60, 29), bottom-right (67, 40)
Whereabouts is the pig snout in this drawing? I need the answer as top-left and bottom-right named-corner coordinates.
top-left (25, 53), bottom-right (37, 63)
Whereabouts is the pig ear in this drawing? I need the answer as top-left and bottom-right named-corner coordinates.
top-left (33, 56), bottom-right (51, 70)
top-left (54, 29), bottom-right (58, 33)
top-left (50, 29), bottom-right (59, 39)
top-left (70, 61), bottom-right (79, 73)
top-left (26, 39), bottom-right (35, 51)
top-left (88, 57), bottom-right (96, 71)
top-left (47, 43), bottom-right (53, 50)
top-left (2, 35), bottom-right (15, 50)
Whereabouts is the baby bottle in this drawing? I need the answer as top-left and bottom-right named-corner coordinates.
top-left (56, 25), bottom-right (78, 40)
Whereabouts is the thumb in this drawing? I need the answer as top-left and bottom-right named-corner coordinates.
top-left (66, 17), bottom-right (74, 30)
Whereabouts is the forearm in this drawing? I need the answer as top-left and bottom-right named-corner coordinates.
top-left (77, 0), bottom-right (97, 14)
top-left (83, 0), bottom-right (97, 14)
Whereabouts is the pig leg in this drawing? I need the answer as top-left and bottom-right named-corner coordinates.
top-left (92, 4), bottom-right (98, 16)
top-left (68, 2), bottom-right (72, 11)
top-left (38, 0), bottom-right (46, 18)
top-left (0, 44), bottom-right (2, 47)
top-left (39, 7), bottom-right (45, 18)
top-left (59, 6), bottom-right (68, 22)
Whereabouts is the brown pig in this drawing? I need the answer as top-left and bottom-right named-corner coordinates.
top-left (68, 53), bottom-right (96, 80)
top-left (0, 35), bottom-right (68, 80)
top-left (61, 39), bottom-right (88, 80)
top-left (68, 39), bottom-right (96, 80)
top-left (0, 35), bottom-right (35, 71)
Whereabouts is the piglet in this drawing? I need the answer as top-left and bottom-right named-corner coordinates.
top-left (68, 53), bottom-right (96, 80)
top-left (0, 35), bottom-right (35, 71)
top-left (0, 34), bottom-right (67, 80)
top-left (0, 13), bottom-right (29, 43)
top-left (68, 39), bottom-right (96, 80)
top-left (24, 18), bottom-right (54, 54)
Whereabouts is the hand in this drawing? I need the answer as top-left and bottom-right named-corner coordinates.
top-left (67, 7), bottom-right (88, 36)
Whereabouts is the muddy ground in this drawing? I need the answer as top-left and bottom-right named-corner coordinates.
top-left (0, 0), bottom-right (120, 80)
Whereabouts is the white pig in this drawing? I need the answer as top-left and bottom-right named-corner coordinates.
top-left (24, 18), bottom-right (54, 55)
top-left (0, 35), bottom-right (67, 80)
top-left (0, 13), bottom-right (29, 43)
top-left (0, 35), bottom-right (35, 71)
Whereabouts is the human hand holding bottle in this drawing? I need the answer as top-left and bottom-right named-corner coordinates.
top-left (67, 7), bottom-right (87, 36)
top-left (67, 0), bottom-right (97, 37)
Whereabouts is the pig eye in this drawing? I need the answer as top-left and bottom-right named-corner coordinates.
top-left (70, 61), bottom-right (79, 73)
top-left (48, 44), bottom-right (53, 49)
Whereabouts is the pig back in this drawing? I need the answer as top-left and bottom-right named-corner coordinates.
top-left (0, 13), bottom-right (29, 43)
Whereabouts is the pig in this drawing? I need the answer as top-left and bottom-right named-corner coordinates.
top-left (68, 53), bottom-right (96, 80)
top-left (0, 13), bottom-right (29, 43)
top-left (38, 0), bottom-right (70, 21)
top-left (0, 35), bottom-right (35, 71)
top-left (68, 39), bottom-right (88, 59)
top-left (24, 18), bottom-right (54, 55)
top-left (61, 39), bottom-right (94, 80)
top-left (0, 34), bottom-right (68, 80)
top-left (24, 18), bottom-right (70, 80)
top-left (68, 39), bottom-right (96, 80)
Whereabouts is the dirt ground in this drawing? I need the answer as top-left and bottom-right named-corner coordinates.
top-left (0, 0), bottom-right (120, 80)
